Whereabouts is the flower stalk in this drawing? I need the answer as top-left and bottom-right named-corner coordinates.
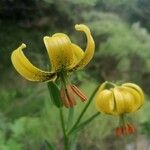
top-left (69, 112), bottom-right (100, 135)
top-left (67, 84), bottom-right (100, 135)
top-left (66, 108), bottom-right (74, 131)
top-left (59, 107), bottom-right (69, 150)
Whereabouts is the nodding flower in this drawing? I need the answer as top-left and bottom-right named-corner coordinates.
top-left (11, 24), bottom-right (95, 108)
top-left (95, 81), bottom-right (144, 136)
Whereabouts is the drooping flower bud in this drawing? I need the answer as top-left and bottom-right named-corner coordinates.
top-left (95, 81), bottom-right (144, 136)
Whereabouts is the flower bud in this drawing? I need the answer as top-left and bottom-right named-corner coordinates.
top-left (95, 81), bottom-right (144, 136)
top-left (95, 82), bottom-right (144, 115)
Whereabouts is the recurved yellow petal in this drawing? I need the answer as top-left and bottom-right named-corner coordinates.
top-left (113, 87), bottom-right (125, 115)
top-left (122, 86), bottom-right (143, 111)
top-left (70, 24), bottom-right (95, 70)
top-left (95, 89), bottom-right (115, 114)
top-left (43, 33), bottom-right (74, 71)
top-left (11, 44), bottom-right (56, 82)
top-left (69, 43), bottom-right (84, 68)
top-left (122, 83), bottom-right (144, 106)
top-left (119, 87), bottom-right (135, 112)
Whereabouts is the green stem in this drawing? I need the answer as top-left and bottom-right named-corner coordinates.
top-left (67, 85), bottom-right (100, 135)
top-left (107, 81), bottom-right (116, 87)
top-left (69, 112), bottom-right (100, 135)
top-left (119, 114), bottom-right (127, 126)
top-left (59, 71), bottom-right (68, 88)
top-left (59, 107), bottom-right (69, 150)
top-left (69, 133), bottom-right (78, 150)
top-left (66, 108), bottom-right (74, 131)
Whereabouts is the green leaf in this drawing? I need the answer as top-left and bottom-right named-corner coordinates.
top-left (47, 82), bottom-right (63, 108)
top-left (69, 112), bottom-right (100, 135)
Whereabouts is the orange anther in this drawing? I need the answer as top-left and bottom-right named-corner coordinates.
top-left (71, 85), bottom-right (87, 102)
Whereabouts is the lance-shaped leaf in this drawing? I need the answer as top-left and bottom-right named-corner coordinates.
top-left (47, 81), bottom-right (63, 107)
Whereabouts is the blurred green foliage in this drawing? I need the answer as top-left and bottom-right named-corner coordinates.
top-left (86, 13), bottom-right (150, 92)
top-left (0, 0), bottom-right (150, 149)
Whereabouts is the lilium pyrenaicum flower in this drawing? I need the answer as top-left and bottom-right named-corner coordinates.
top-left (95, 81), bottom-right (144, 136)
top-left (11, 24), bottom-right (95, 108)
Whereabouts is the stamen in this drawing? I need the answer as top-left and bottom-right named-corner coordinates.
top-left (60, 86), bottom-right (77, 108)
top-left (115, 123), bottom-right (136, 137)
top-left (60, 88), bottom-right (70, 108)
top-left (122, 126), bottom-right (126, 135)
top-left (65, 86), bottom-right (76, 107)
top-left (115, 127), bottom-right (122, 137)
top-left (127, 123), bottom-right (135, 134)
top-left (71, 84), bottom-right (87, 102)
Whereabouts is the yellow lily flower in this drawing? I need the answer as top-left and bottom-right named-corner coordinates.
top-left (95, 81), bottom-right (144, 136)
top-left (11, 24), bottom-right (95, 108)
